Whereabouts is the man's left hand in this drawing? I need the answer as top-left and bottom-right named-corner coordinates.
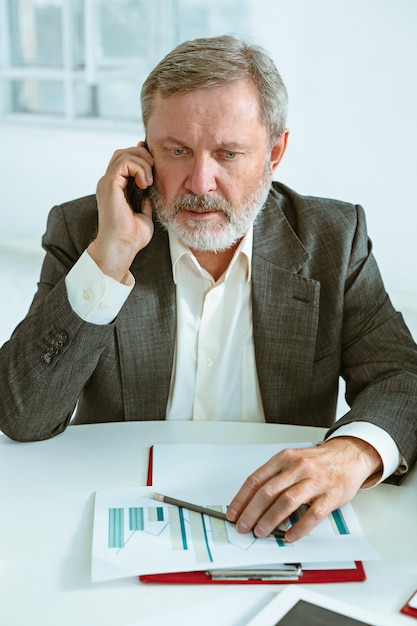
top-left (226, 436), bottom-right (382, 542)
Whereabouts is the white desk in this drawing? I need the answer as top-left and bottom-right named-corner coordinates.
top-left (0, 422), bottom-right (416, 625)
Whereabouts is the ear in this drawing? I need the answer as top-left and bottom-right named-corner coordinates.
top-left (269, 129), bottom-right (289, 173)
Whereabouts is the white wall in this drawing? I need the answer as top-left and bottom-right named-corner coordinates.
top-left (1, 0), bottom-right (416, 318)
top-left (247, 0), bottom-right (417, 303)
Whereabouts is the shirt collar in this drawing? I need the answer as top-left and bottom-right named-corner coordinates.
top-left (168, 227), bottom-right (253, 284)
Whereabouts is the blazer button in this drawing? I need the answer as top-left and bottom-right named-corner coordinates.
top-left (56, 331), bottom-right (68, 344)
top-left (50, 331), bottom-right (68, 351)
top-left (41, 352), bottom-right (52, 364)
top-left (51, 338), bottom-right (63, 351)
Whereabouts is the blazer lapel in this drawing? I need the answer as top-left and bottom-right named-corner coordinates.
top-left (116, 225), bottom-right (176, 422)
top-left (252, 188), bottom-right (320, 423)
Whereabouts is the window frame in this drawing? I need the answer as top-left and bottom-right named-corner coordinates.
top-left (0, 0), bottom-right (178, 128)
top-left (0, 0), bottom-right (250, 129)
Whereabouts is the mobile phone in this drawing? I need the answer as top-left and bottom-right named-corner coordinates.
top-left (125, 141), bottom-right (152, 213)
top-left (125, 177), bottom-right (149, 213)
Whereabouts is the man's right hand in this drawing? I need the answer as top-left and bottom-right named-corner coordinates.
top-left (88, 143), bottom-right (155, 283)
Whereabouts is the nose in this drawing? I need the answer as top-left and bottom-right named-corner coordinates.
top-left (184, 155), bottom-right (217, 196)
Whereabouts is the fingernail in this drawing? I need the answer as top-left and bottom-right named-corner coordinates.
top-left (226, 507), bottom-right (237, 520)
top-left (253, 525), bottom-right (268, 538)
top-left (284, 531), bottom-right (295, 543)
top-left (236, 520), bottom-right (248, 533)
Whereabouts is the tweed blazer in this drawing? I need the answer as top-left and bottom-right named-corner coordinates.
top-left (1, 182), bottom-right (416, 477)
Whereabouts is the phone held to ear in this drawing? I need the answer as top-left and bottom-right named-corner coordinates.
top-left (125, 177), bottom-right (149, 213)
top-left (125, 141), bottom-right (152, 213)
top-left (125, 140), bottom-right (153, 213)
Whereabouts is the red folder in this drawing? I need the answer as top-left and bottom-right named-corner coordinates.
top-left (141, 447), bottom-right (366, 585)
top-left (140, 562), bottom-right (366, 585)
top-left (401, 590), bottom-right (417, 619)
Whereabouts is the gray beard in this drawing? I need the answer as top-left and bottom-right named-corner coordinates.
top-left (149, 172), bottom-right (272, 252)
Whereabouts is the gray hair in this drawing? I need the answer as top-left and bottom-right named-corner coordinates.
top-left (141, 34), bottom-right (288, 147)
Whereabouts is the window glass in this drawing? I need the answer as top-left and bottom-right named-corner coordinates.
top-left (12, 79), bottom-right (64, 115)
top-left (72, 0), bottom-right (85, 70)
top-left (96, 0), bottom-right (149, 65)
top-left (94, 80), bottom-right (141, 122)
top-left (177, 0), bottom-right (249, 40)
top-left (10, 0), bottom-right (64, 68)
top-left (73, 79), bottom-right (141, 122)
top-left (73, 80), bottom-right (92, 117)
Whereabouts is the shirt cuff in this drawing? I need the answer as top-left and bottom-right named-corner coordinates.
top-left (65, 250), bottom-right (134, 324)
top-left (326, 422), bottom-right (407, 487)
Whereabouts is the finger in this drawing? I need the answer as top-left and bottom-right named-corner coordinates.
top-left (112, 144), bottom-right (153, 166)
top-left (226, 448), bottom-right (307, 523)
top-left (106, 148), bottom-right (154, 189)
top-left (247, 475), bottom-right (322, 539)
top-left (283, 497), bottom-right (333, 542)
top-left (226, 462), bottom-right (282, 523)
top-left (140, 194), bottom-right (153, 218)
top-left (229, 450), bottom-right (344, 538)
top-left (235, 473), bottom-right (312, 537)
top-left (137, 139), bottom-right (153, 156)
top-left (120, 157), bottom-right (153, 190)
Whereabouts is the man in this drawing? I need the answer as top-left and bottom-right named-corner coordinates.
top-left (1, 35), bottom-right (416, 543)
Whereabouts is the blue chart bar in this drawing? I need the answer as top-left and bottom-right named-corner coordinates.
top-left (148, 506), bottom-right (164, 522)
top-left (331, 509), bottom-right (349, 535)
top-left (129, 507), bottom-right (144, 531)
top-left (290, 510), bottom-right (301, 526)
top-left (189, 511), bottom-right (213, 563)
top-left (108, 508), bottom-right (124, 548)
top-left (168, 506), bottom-right (188, 550)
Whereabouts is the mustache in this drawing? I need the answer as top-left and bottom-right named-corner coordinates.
top-left (171, 194), bottom-right (233, 218)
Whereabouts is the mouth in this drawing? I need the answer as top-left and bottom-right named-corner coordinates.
top-left (182, 208), bottom-right (223, 221)
top-left (187, 208), bottom-right (219, 214)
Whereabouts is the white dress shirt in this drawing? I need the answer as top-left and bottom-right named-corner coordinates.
top-left (166, 229), bottom-right (264, 422)
top-left (65, 234), bottom-right (404, 483)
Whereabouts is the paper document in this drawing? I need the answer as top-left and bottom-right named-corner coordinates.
top-left (151, 443), bottom-right (311, 502)
top-left (91, 485), bottom-right (378, 582)
top-left (91, 442), bottom-right (380, 582)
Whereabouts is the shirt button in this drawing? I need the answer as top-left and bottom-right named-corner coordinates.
top-left (204, 357), bottom-right (214, 367)
top-left (83, 289), bottom-right (93, 300)
top-left (208, 290), bottom-right (219, 302)
top-left (99, 300), bottom-right (109, 310)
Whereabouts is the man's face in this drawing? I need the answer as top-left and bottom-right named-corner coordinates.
top-left (146, 80), bottom-right (285, 251)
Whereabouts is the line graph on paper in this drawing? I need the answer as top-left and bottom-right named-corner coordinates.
top-left (91, 486), bottom-right (379, 582)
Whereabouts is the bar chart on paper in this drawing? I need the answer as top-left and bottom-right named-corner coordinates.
top-left (107, 502), bottom-right (272, 562)
top-left (108, 502), bottom-right (351, 556)
top-left (91, 486), bottom-right (379, 582)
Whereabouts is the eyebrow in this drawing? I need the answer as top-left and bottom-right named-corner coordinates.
top-left (163, 136), bottom-right (186, 145)
top-left (162, 136), bottom-right (247, 150)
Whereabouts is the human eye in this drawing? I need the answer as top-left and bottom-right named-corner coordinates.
top-left (224, 151), bottom-right (238, 159)
top-left (171, 147), bottom-right (186, 156)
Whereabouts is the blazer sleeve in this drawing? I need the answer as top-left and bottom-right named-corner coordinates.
top-left (326, 205), bottom-right (417, 482)
top-left (0, 200), bottom-right (117, 442)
